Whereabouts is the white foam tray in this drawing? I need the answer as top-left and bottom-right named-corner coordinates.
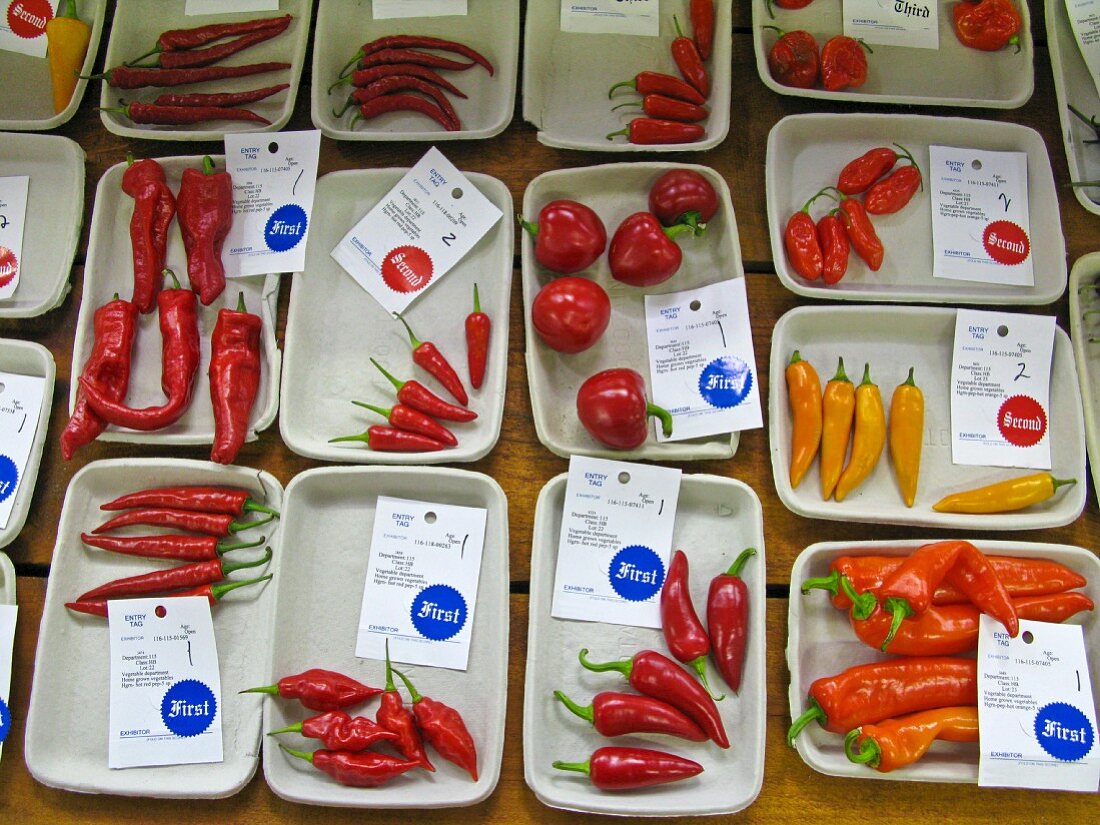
top-left (752, 0), bottom-right (1033, 108)
top-left (0, 549), bottom-right (13, 605)
top-left (0, 339), bottom-right (55, 550)
top-left (523, 163), bottom-right (743, 460)
top-left (768, 305), bottom-right (1087, 530)
top-left (787, 539), bottom-right (1100, 782)
top-left (524, 473), bottom-right (766, 816)
top-left (262, 466), bottom-right (508, 808)
top-left (1068, 253), bottom-right (1100, 511)
top-left (73, 155), bottom-right (281, 447)
top-left (523, 0), bottom-right (731, 152)
top-left (312, 0), bottom-right (518, 141)
top-left (765, 113), bottom-right (1065, 305)
top-left (0, 0), bottom-right (107, 131)
top-left (25, 458), bottom-right (283, 798)
top-left (0, 133), bottom-right (84, 318)
top-left (280, 167), bottom-right (511, 464)
top-left (97, 0), bottom-right (310, 141)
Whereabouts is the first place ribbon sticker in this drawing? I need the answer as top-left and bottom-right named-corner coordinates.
top-left (161, 679), bottom-right (218, 738)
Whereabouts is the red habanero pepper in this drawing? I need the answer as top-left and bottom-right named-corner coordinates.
top-left (76, 547), bottom-right (271, 602)
top-left (578, 648), bottom-right (729, 748)
top-left (553, 690), bottom-right (708, 741)
top-left (394, 313), bottom-right (469, 405)
top-left (177, 156), bottom-right (233, 305)
top-left (268, 710), bottom-right (399, 752)
top-left (518, 199), bottom-right (607, 275)
top-left (817, 210), bottom-right (850, 285)
top-left (834, 192), bottom-right (884, 271)
top-left (671, 16), bottom-right (709, 98)
top-left (612, 94), bottom-right (709, 123)
top-left (330, 63), bottom-right (468, 98)
top-left (121, 154), bottom-right (176, 313)
top-left (394, 668), bottom-right (479, 781)
top-left (350, 93), bottom-right (459, 131)
top-left (606, 118), bottom-right (705, 145)
top-left (837, 144), bottom-right (909, 196)
top-left (329, 425), bottom-right (448, 452)
top-left (660, 550), bottom-right (722, 699)
top-left (465, 283), bottom-right (490, 390)
top-left (80, 532), bottom-right (265, 563)
top-left (60, 296), bottom-right (138, 460)
top-left (346, 35), bottom-right (494, 76)
top-left (845, 707), bottom-right (979, 772)
top-left (608, 213), bottom-right (694, 287)
top-left (103, 101), bottom-right (273, 127)
top-left (820, 35), bottom-right (871, 92)
top-left (334, 76), bottom-right (461, 129)
top-left (209, 293), bottom-right (264, 465)
top-left (347, 400), bottom-right (457, 447)
top-left (767, 0), bottom-right (817, 15)
top-left (243, 668), bottom-right (383, 712)
top-left (101, 486), bottom-right (278, 517)
top-left (130, 14), bottom-right (293, 59)
top-left (865, 165), bottom-right (923, 215)
top-left (648, 169), bottom-right (718, 234)
top-left (92, 507), bottom-right (274, 537)
top-left (707, 548), bottom-right (755, 694)
top-left (784, 189), bottom-right (830, 280)
top-left (85, 62), bottom-right (291, 89)
top-left (764, 27), bottom-right (819, 89)
top-left (154, 83), bottom-right (290, 108)
top-left (553, 746), bottom-right (703, 790)
top-left (66, 574), bottom-right (271, 617)
top-left (132, 20), bottom-right (291, 69)
top-left (576, 368), bottom-right (674, 450)
top-left (690, 0), bottom-right (715, 60)
top-left (608, 71), bottom-right (706, 105)
top-left (371, 359), bottom-right (478, 422)
top-left (952, 0), bottom-right (1022, 52)
top-left (349, 48), bottom-right (478, 75)
top-left (376, 640), bottom-right (434, 771)
top-left (279, 744), bottom-right (418, 787)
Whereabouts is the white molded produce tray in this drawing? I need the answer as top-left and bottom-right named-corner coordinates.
top-left (1068, 254), bottom-right (1100, 511)
top-left (0, 549), bottom-right (13, 606)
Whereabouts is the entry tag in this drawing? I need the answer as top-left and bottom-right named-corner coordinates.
top-left (644, 279), bottom-right (762, 442)
top-left (560, 0), bottom-right (659, 36)
top-left (929, 145), bottom-right (1033, 286)
top-left (1065, 0), bottom-right (1100, 101)
top-left (331, 147), bottom-right (503, 315)
top-left (977, 616), bottom-right (1099, 792)
top-left (843, 0), bottom-right (939, 49)
top-left (0, 0), bottom-right (59, 58)
top-left (551, 456), bottom-right (681, 629)
top-left (107, 597), bottom-right (223, 769)
top-left (950, 309), bottom-right (1055, 469)
top-left (0, 176), bottom-right (30, 300)
top-left (356, 496), bottom-right (487, 671)
top-left (0, 604), bottom-right (16, 762)
top-left (0, 371), bottom-right (46, 530)
top-left (374, 0), bottom-right (467, 18)
top-left (186, 1), bottom-right (279, 15)
top-left (223, 130), bottom-right (321, 278)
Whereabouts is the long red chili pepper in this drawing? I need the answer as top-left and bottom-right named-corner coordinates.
top-left (553, 746), bottom-right (703, 790)
top-left (348, 400), bottom-right (457, 447)
top-left (608, 71), bottom-right (706, 105)
top-left (335, 76), bottom-right (461, 129)
top-left (347, 48), bottom-right (477, 76)
top-left (80, 532), bottom-right (265, 563)
top-left (103, 101), bottom-right (272, 126)
top-left (660, 550), bottom-right (722, 700)
top-left (690, 0), bottom-right (715, 60)
top-left (706, 548), bottom-right (754, 694)
top-left (394, 668), bottom-right (478, 781)
top-left (121, 154), bottom-right (175, 314)
top-left (606, 118), bottom-right (705, 145)
top-left (371, 359), bottom-right (478, 422)
top-left (376, 640), bottom-right (434, 771)
top-left (345, 35), bottom-right (493, 77)
top-left (465, 283), bottom-right (490, 390)
top-left (131, 14), bottom-right (293, 58)
top-left (578, 649), bottom-right (729, 748)
top-left (837, 145), bottom-right (905, 195)
top-left (76, 547), bottom-right (272, 602)
top-left (612, 94), bottom-right (708, 123)
top-left (394, 313), bottom-right (468, 405)
top-left (553, 690), bottom-right (707, 741)
top-left (268, 710), bottom-right (399, 752)
top-left (279, 744), bottom-right (418, 787)
top-left (210, 293), bottom-right (264, 465)
top-left (845, 707), bottom-right (979, 772)
top-left (243, 668), bottom-right (383, 711)
top-left (329, 424), bottom-right (448, 452)
top-left (671, 15), bottom-right (709, 97)
top-left (135, 21), bottom-right (291, 70)
top-left (154, 83), bottom-right (290, 108)
top-left (834, 192), bottom-right (884, 271)
top-left (177, 156), bottom-right (232, 306)
top-left (817, 211), bottom-right (850, 285)
top-left (351, 94), bottom-right (459, 132)
top-left (92, 507), bottom-right (273, 537)
top-left (101, 486), bottom-right (278, 517)
top-left (332, 64), bottom-right (468, 98)
top-left (86, 62), bottom-right (291, 89)
top-left (66, 573), bottom-right (271, 617)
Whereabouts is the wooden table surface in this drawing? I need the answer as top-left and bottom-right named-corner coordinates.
top-left (1, 1), bottom-right (1096, 820)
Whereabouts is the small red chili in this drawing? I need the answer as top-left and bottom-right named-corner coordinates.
top-left (394, 313), bottom-right (468, 405)
top-left (837, 144), bottom-right (912, 195)
top-left (690, 0), bottom-right (715, 60)
top-left (80, 532), bottom-right (265, 563)
top-left (242, 668), bottom-right (383, 712)
top-left (371, 359), bottom-right (478, 422)
top-left (671, 15), bottom-right (709, 97)
top-left (553, 690), bottom-right (708, 741)
top-left (608, 212), bottom-right (695, 287)
top-left (333, 76), bottom-right (461, 129)
top-left (76, 547), bottom-right (271, 602)
top-left (465, 283), bottom-right (491, 390)
top-left (706, 548), bottom-right (755, 694)
top-left (660, 550), bottom-right (722, 700)
top-left (784, 188), bottom-right (830, 280)
top-left (394, 668), bottom-right (478, 781)
top-left (817, 211), bottom-right (850, 286)
top-left (764, 26), bottom-right (819, 89)
top-left (329, 424), bottom-right (449, 452)
top-left (349, 93), bottom-right (459, 132)
top-left (608, 71), bottom-right (706, 105)
top-left (66, 574), bottom-right (271, 617)
top-left (820, 35), bottom-right (871, 92)
top-left (612, 94), bottom-right (709, 123)
top-left (347, 400), bottom-right (457, 447)
top-left (606, 118), bottom-right (705, 145)
top-left (553, 746), bottom-right (704, 790)
top-left (865, 165), bottom-right (923, 215)
top-left (376, 640), bottom-right (434, 771)
top-left (268, 710), bottom-right (399, 752)
top-left (833, 192), bottom-right (884, 271)
top-left (279, 744), bottom-right (418, 787)
top-left (92, 507), bottom-right (274, 537)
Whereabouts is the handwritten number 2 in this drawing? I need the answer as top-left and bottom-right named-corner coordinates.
top-left (441, 233), bottom-right (457, 247)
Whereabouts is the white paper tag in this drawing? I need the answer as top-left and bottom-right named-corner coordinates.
top-left (1064, 0), bottom-right (1100, 102)
top-left (560, 0), bottom-right (660, 36)
top-left (950, 310), bottom-right (1055, 469)
top-left (108, 597), bottom-right (223, 769)
top-left (978, 616), bottom-right (1100, 792)
top-left (0, 603), bottom-right (16, 761)
top-left (356, 496), bottom-right (487, 671)
top-left (551, 457), bottom-right (681, 629)
top-left (843, 0), bottom-right (939, 49)
top-left (644, 279), bottom-right (762, 442)
top-left (374, 0), bottom-right (467, 18)
top-left (223, 130), bottom-right (321, 278)
top-left (929, 145), bottom-right (1033, 286)
top-left (0, 371), bottom-right (45, 530)
top-left (331, 147), bottom-right (502, 315)
top-left (0, 1), bottom-right (60, 58)
top-left (186, 0), bottom-right (279, 15)
top-left (0, 176), bottom-right (31, 300)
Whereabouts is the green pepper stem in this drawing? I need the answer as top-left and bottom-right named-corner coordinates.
top-left (239, 683), bottom-right (279, 696)
top-left (679, 210), bottom-right (706, 237)
top-left (228, 513), bottom-right (274, 534)
top-left (333, 97), bottom-right (356, 119)
top-left (607, 79), bottom-right (636, 99)
top-left (690, 655), bottom-right (724, 701)
top-left (515, 213), bottom-right (539, 237)
top-left (611, 100), bottom-right (643, 112)
top-left (472, 283), bottom-right (482, 314)
top-left (202, 155), bottom-right (215, 176)
top-left (664, 223), bottom-right (696, 242)
top-left (162, 268), bottom-right (181, 290)
top-left (217, 535), bottom-right (266, 554)
top-left (267, 722), bottom-right (304, 736)
top-left (125, 44), bottom-right (161, 66)
top-left (329, 432), bottom-right (369, 444)
top-left (606, 127), bottom-right (630, 141)
top-left (220, 546), bottom-right (272, 575)
top-left (726, 548), bottom-right (756, 578)
top-left (338, 50), bottom-right (364, 78)
top-left (839, 574), bottom-right (877, 622)
top-left (578, 648), bottom-right (632, 678)
top-left (1052, 478), bottom-right (1077, 493)
top-left (901, 366), bottom-right (916, 388)
top-left (844, 729), bottom-right (880, 767)
top-left (880, 596), bottom-right (915, 651)
top-left (800, 568), bottom-right (840, 597)
top-left (553, 690), bottom-right (594, 724)
top-left (327, 75), bottom-right (352, 94)
top-left (858, 362), bottom-right (876, 388)
top-left (371, 358), bottom-right (405, 392)
top-left (384, 638), bottom-right (398, 693)
top-left (787, 698), bottom-right (826, 746)
top-left (673, 14), bottom-right (687, 39)
top-left (392, 667), bottom-right (423, 704)
top-left (351, 400), bottom-right (391, 420)
top-left (646, 402), bottom-right (674, 438)
top-left (552, 759), bottom-right (591, 776)
top-left (278, 743), bottom-right (314, 763)
top-left (243, 498), bottom-right (279, 517)
top-left (393, 312), bottom-right (424, 349)
top-left (830, 357), bottom-right (850, 384)
top-left (236, 292), bottom-right (247, 313)
top-left (211, 573), bottom-right (271, 601)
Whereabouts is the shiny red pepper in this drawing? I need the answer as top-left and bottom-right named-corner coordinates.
top-left (518, 200), bottom-right (607, 275)
top-left (122, 154), bottom-right (176, 314)
top-left (764, 26), bottom-right (819, 89)
top-left (76, 547), bottom-right (271, 602)
top-left (837, 145), bottom-right (909, 195)
top-left (177, 156), bottom-right (232, 306)
top-left (553, 746), bottom-right (703, 790)
top-left (690, 0), bottom-right (715, 60)
top-left (608, 212), bottom-right (694, 287)
top-left (576, 368), bottom-right (673, 450)
top-left (648, 169), bottom-right (718, 234)
top-left (346, 400), bottom-right (457, 447)
top-left (371, 359), bottom-right (478, 423)
top-left (707, 548), bottom-right (755, 694)
top-left (210, 292), bottom-right (263, 465)
top-left (835, 193), bottom-right (884, 271)
top-left (394, 313), bottom-right (468, 406)
top-left (102, 101), bottom-right (273, 127)
top-left (242, 668), bottom-right (383, 712)
top-left (153, 83), bottom-right (290, 108)
top-left (612, 93), bottom-right (709, 123)
top-left (376, 640), bottom-right (434, 771)
top-left (86, 62), bottom-right (291, 89)
top-left (671, 15), bottom-right (709, 97)
top-left (553, 690), bottom-right (707, 741)
top-left (100, 486), bottom-right (278, 516)
top-left (660, 550), bottom-right (721, 699)
top-left (784, 189), bottom-right (830, 280)
top-left (394, 668), bottom-right (478, 781)
top-left (66, 574), bottom-right (271, 617)
top-left (817, 211), bottom-right (850, 285)
top-left (767, 0), bottom-right (816, 14)
top-left (278, 744), bottom-right (418, 787)
top-left (345, 48), bottom-right (479, 76)
top-left (820, 35), bottom-right (870, 92)
top-left (80, 532), bottom-right (265, 563)
top-left (952, 0), bottom-right (1022, 52)
top-left (606, 118), bottom-right (705, 145)
top-left (865, 165), bottom-right (923, 215)
top-left (268, 710), bottom-right (399, 752)
top-left (465, 283), bottom-right (490, 390)
top-left (608, 71), bottom-right (706, 105)
top-left (92, 506), bottom-right (273, 537)
top-left (329, 424), bottom-right (448, 452)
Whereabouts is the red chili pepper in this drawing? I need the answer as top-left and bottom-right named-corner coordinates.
top-left (350, 93), bottom-right (459, 131)
top-left (845, 707), bottom-right (979, 772)
top-left (553, 746), bottom-right (703, 790)
top-left (209, 293), bottom-right (264, 465)
top-left (837, 144), bottom-right (910, 195)
top-left (268, 710), bottom-right (399, 752)
top-left (578, 649), bottom-right (729, 748)
top-left (334, 76), bottom-right (461, 129)
top-left (608, 212), bottom-right (694, 287)
top-left (80, 270), bottom-right (201, 430)
top-left (517, 199), bottom-right (607, 275)
top-left (345, 400), bottom-right (457, 447)
top-left (835, 193), bottom-right (884, 271)
top-left (706, 548), bottom-right (754, 694)
top-left (343, 35), bottom-right (493, 77)
top-left (243, 668), bottom-right (382, 712)
top-left (61, 296), bottom-right (138, 460)
top-left (178, 156), bottom-right (232, 306)
top-left (690, 0), bottom-right (715, 60)
top-left (132, 20), bottom-right (291, 70)
top-left (85, 62), bottom-right (291, 89)
top-left (608, 71), bottom-right (706, 105)
top-left (660, 550), bottom-right (722, 700)
top-left (102, 101), bottom-right (272, 126)
top-left (865, 165), bottom-right (923, 215)
top-left (784, 189), bottom-right (830, 280)
top-left (101, 486), bottom-right (277, 517)
top-left (80, 532), bottom-right (265, 563)
top-left (66, 573), bottom-right (271, 617)
top-left (394, 313), bottom-right (468, 405)
top-left (576, 368), bottom-right (673, 450)
top-left (376, 640), bottom-right (434, 771)
top-left (92, 507), bottom-right (274, 537)
top-left (553, 690), bottom-right (707, 741)
top-left (612, 94), bottom-right (708, 123)
top-left (153, 83), bottom-right (290, 108)
top-left (76, 547), bottom-right (271, 602)
top-left (331, 63), bottom-right (468, 98)
top-left (767, 0), bottom-right (817, 15)
top-left (348, 48), bottom-right (478, 76)
top-left (952, 0), bottom-right (1022, 52)
top-left (329, 424), bottom-right (448, 452)
top-left (648, 169), bottom-right (718, 234)
top-left (606, 117), bottom-right (705, 145)
top-left (279, 744), bottom-right (418, 787)
top-left (817, 211), bottom-right (850, 285)
top-left (820, 35), bottom-right (871, 91)
top-left (465, 284), bottom-right (490, 390)
top-left (121, 154), bottom-right (175, 314)
top-left (371, 359), bottom-right (478, 422)
top-left (764, 26), bottom-right (819, 89)
top-left (394, 668), bottom-right (478, 781)
top-left (132, 14), bottom-right (293, 57)
top-left (671, 15), bottom-right (709, 97)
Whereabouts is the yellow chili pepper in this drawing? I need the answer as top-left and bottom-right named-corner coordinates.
top-left (932, 472), bottom-right (1076, 514)
top-left (820, 357), bottom-right (855, 500)
top-left (786, 350), bottom-right (822, 489)
top-left (834, 363), bottom-right (885, 502)
top-left (46, 0), bottom-right (92, 114)
top-left (888, 367), bottom-right (923, 508)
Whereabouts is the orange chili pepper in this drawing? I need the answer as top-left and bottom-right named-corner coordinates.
top-left (931, 472), bottom-right (1077, 514)
top-left (844, 707), bottom-right (979, 772)
top-left (786, 351), bottom-right (822, 489)
top-left (834, 363), bottom-right (884, 502)
top-left (888, 367), bottom-right (923, 507)
top-left (819, 358), bottom-right (855, 500)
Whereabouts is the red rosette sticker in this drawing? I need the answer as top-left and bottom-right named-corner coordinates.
top-left (381, 245), bottom-right (433, 294)
top-left (7, 0), bottom-right (53, 40)
top-left (0, 246), bottom-right (18, 289)
top-left (997, 394), bottom-right (1047, 447)
top-left (983, 220), bottom-right (1030, 266)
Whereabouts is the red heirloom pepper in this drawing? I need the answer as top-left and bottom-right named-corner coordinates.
top-left (845, 707), bottom-right (979, 772)
top-left (660, 550), bottom-right (722, 699)
top-left (613, 94), bottom-right (709, 123)
top-left (268, 710), bottom-right (399, 752)
top-left (606, 118), bottom-right (705, 145)
top-left (332, 63), bottom-right (468, 98)
top-left (835, 193), bottom-right (884, 271)
top-left (92, 507), bottom-right (274, 537)
top-left (690, 0), bottom-right (715, 60)
top-left (103, 101), bottom-right (273, 127)
top-left (132, 20), bottom-right (291, 70)
top-left (376, 640), bottom-right (434, 771)
top-left (130, 14), bottom-right (293, 59)
top-left (648, 169), bottom-right (718, 234)
top-left (576, 368), bottom-right (673, 450)
top-left (86, 62), bottom-right (291, 89)
top-left (394, 668), bottom-right (478, 781)
top-left (153, 83), bottom-right (290, 108)
top-left (707, 548), bottom-right (755, 694)
top-left (553, 746), bottom-right (703, 790)
top-left (764, 27), bottom-right (819, 89)
top-left (345, 35), bottom-right (494, 76)
top-left (101, 486), bottom-right (278, 516)
top-left (837, 144), bottom-right (912, 195)
top-left (345, 400), bottom-right (457, 447)
top-left (820, 35), bottom-right (870, 92)
top-left (349, 94), bottom-right (460, 132)
top-left (465, 284), bottom-right (491, 390)
top-left (394, 314), bottom-right (468, 406)
top-left (952, 0), bottom-right (1022, 52)
top-left (553, 690), bottom-right (707, 742)
top-left (865, 165), bottom-right (923, 215)
top-left (608, 71), bottom-right (706, 105)
top-left (60, 296), bottom-right (138, 460)
top-left (76, 547), bottom-right (271, 602)
top-left (81, 532), bottom-right (265, 563)
top-left (329, 425), bottom-right (448, 452)
top-left (66, 573), bottom-right (270, 617)
top-left (518, 200), bottom-right (607, 275)
top-left (371, 359), bottom-right (478, 422)
top-left (609, 212), bottom-right (694, 287)
top-left (122, 154), bottom-right (176, 313)
top-left (817, 211), bottom-right (850, 285)
top-left (209, 293), bottom-right (263, 465)
top-left (784, 189), bottom-right (829, 280)
top-left (243, 668), bottom-right (383, 712)
top-left (177, 156), bottom-right (232, 305)
top-left (279, 744), bottom-right (418, 787)
top-left (671, 16), bottom-right (709, 97)
top-left (578, 649), bottom-right (729, 748)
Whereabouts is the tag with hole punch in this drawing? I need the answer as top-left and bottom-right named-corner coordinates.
top-left (551, 456), bottom-right (681, 629)
top-left (107, 597), bottom-right (223, 768)
top-left (356, 496), bottom-right (487, 671)
top-left (1064, 0), bottom-right (1100, 102)
top-left (843, 0), bottom-right (939, 49)
top-left (0, 604), bottom-right (16, 762)
top-left (0, 176), bottom-right (30, 300)
top-left (0, 371), bottom-right (46, 530)
top-left (560, 0), bottom-right (659, 36)
top-left (374, 0), bottom-right (467, 18)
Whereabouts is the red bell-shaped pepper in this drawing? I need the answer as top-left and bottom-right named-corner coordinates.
top-left (576, 368), bottom-right (673, 450)
top-left (518, 199), bottom-right (606, 275)
top-left (609, 212), bottom-right (695, 287)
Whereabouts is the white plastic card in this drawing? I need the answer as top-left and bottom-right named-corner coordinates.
top-left (0, 371), bottom-right (45, 529)
top-left (331, 147), bottom-right (503, 315)
top-left (108, 597), bottom-right (223, 769)
top-left (0, 176), bottom-right (30, 300)
top-left (223, 130), bottom-right (321, 278)
top-left (0, 0), bottom-right (58, 57)
top-left (373, 0), bottom-right (466, 17)
top-left (186, 1), bottom-right (278, 14)
top-left (1064, 0), bottom-right (1100, 101)
top-left (645, 279), bottom-right (762, 442)
top-left (560, 0), bottom-right (659, 36)
top-left (551, 456), bottom-right (681, 629)
top-left (950, 310), bottom-right (1056, 469)
top-left (930, 145), bottom-right (1033, 286)
top-left (843, 0), bottom-right (939, 49)
top-left (0, 603), bottom-right (15, 760)
top-left (978, 616), bottom-right (1100, 792)
top-left (356, 496), bottom-right (487, 671)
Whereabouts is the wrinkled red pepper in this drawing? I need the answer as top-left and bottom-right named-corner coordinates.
top-left (817, 211), bottom-right (850, 285)
top-left (210, 293), bottom-right (263, 465)
top-left (376, 640), bottom-right (434, 771)
top-left (243, 668), bottom-right (383, 712)
top-left (132, 19), bottom-right (291, 70)
top-left (268, 710), bottom-right (399, 752)
top-left (100, 486), bottom-right (277, 516)
top-left (177, 156), bottom-right (232, 306)
top-left (66, 574), bottom-right (270, 617)
top-left (394, 668), bottom-right (478, 781)
top-left (80, 532), bottom-right (265, 563)
top-left (92, 506), bottom-right (273, 537)
top-left (394, 313), bottom-right (468, 406)
top-left (820, 35), bottom-right (870, 92)
top-left (279, 744), bottom-right (418, 787)
top-left (121, 154), bottom-right (175, 313)
top-left (952, 0), bottom-right (1021, 52)
top-left (131, 13), bottom-right (293, 58)
top-left (764, 26), bottom-right (819, 89)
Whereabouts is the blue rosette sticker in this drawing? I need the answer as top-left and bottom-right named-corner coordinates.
top-left (608, 545), bottom-right (665, 602)
top-left (0, 696), bottom-right (10, 744)
top-left (264, 203), bottom-right (308, 252)
top-left (411, 584), bottom-right (467, 641)
top-left (0, 454), bottom-right (18, 504)
top-left (161, 679), bottom-right (217, 737)
top-left (1034, 701), bottom-right (1095, 762)
top-left (698, 356), bottom-right (753, 409)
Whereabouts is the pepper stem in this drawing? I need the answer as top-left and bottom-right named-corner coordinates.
top-left (351, 400), bottom-right (391, 421)
top-left (839, 574), bottom-right (877, 622)
top-left (689, 655), bottom-right (725, 701)
top-left (267, 722), bottom-right (304, 736)
top-left (673, 15), bottom-right (687, 39)
top-left (553, 690), bottom-right (595, 724)
top-left (371, 358), bottom-right (405, 392)
top-left (611, 101), bottom-right (643, 112)
top-left (578, 648), bottom-right (632, 678)
top-left (393, 312), bottom-right (424, 349)
top-left (338, 50), bottom-right (365, 79)
top-left (800, 568), bottom-right (840, 597)
top-left (902, 366), bottom-right (916, 387)
top-left (243, 498), bottom-right (279, 517)
top-left (515, 213), bottom-right (539, 237)
top-left (236, 292), bottom-right (247, 313)
top-left (333, 96), bottom-right (359, 119)
top-left (726, 548), bottom-right (756, 578)
top-left (789, 350), bottom-right (804, 366)
top-left (880, 596), bottom-right (915, 651)
top-left (607, 79), bottom-right (636, 99)
top-left (217, 535), bottom-right (266, 555)
top-left (163, 268), bottom-right (181, 290)
top-left (844, 729), bottom-right (881, 767)
top-left (202, 155), bottom-right (216, 176)
top-left (392, 667), bottom-right (423, 704)
top-left (472, 283), bottom-right (482, 314)
top-left (329, 432), bottom-right (370, 444)
top-left (125, 44), bottom-right (161, 66)
top-left (126, 152), bottom-right (135, 167)
top-left (787, 698), bottom-right (826, 746)
top-left (606, 127), bottom-right (630, 141)
top-left (228, 513), bottom-right (275, 534)
top-left (679, 210), bottom-right (707, 237)
top-left (220, 546), bottom-right (272, 575)
top-left (327, 74), bottom-right (353, 94)
top-left (239, 683), bottom-right (279, 696)
top-left (211, 573), bottom-right (271, 601)
top-left (858, 362), bottom-right (875, 388)
top-left (1052, 478), bottom-right (1077, 493)
top-left (664, 222), bottom-right (697, 242)
top-left (646, 402), bottom-right (674, 438)
top-left (278, 743), bottom-right (315, 764)
top-left (830, 357), bottom-right (850, 384)
top-left (552, 759), bottom-right (592, 776)
top-left (384, 638), bottom-right (398, 693)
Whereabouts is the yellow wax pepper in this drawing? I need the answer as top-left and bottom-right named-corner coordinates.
top-left (46, 0), bottom-right (92, 114)
top-left (834, 363), bottom-right (885, 502)
top-left (888, 367), bottom-right (924, 508)
top-left (786, 351), bottom-right (822, 489)
top-left (932, 472), bottom-right (1076, 514)
top-left (820, 357), bottom-right (855, 500)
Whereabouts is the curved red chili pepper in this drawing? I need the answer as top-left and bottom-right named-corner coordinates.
top-left (690, 0), bottom-right (715, 60)
top-left (331, 63), bottom-right (468, 98)
top-left (335, 76), bottom-right (461, 129)
top-left (103, 101), bottom-right (273, 126)
top-left (279, 744), bottom-right (418, 787)
top-left (554, 690), bottom-right (708, 741)
top-left (80, 532), bottom-right (265, 562)
top-left (209, 293), bottom-right (264, 465)
top-left (86, 62), bottom-right (292, 89)
top-left (350, 94), bottom-right (459, 132)
top-left (817, 211), bottom-right (850, 286)
top-left (329, 424), bottom-right (448, 452)
top-left (66, 574), bottom-right (271, 617)
top-left (132, 19), bottom-right (291, 70)
top-left (553, 746), bottom-right (703, 790)
top-left (77, 547), bottom-right (271, 602)
top-left (608, 71), bottom-right (706, 105)
top-left (268, 710), bottom-right (399, 752)
top-left (376, 640), bottom-right (434, 771)
top-left (465, 283), bottom-right (490, 390)
top-left (660, 550), bottom-right (722, 700)
top-left (101, 486), bottom-right (277, 516)
top-left (349, 48), bottom-right (477, 76)
top-left (133, 13), bottom-right (293, 57)
top-left (153, 83), bottom-right (290, 108)
top-left (371, 359), bottom-right (478, 422)
top-left (243, 668), bottom-right (383, 712)
top-left (706, 548), bottom-right (754, 694)
top-left (178, 157), bottom-right (232, 306)
top-left (92, 506), bottom-right (273, 537)
top-left (349, 400), bottom-right (457, 447)
top-left (394, 668), bottom-right (478, 781)
top-left (671, 16), bottom-right (709, 97)
top-left (352, 35), bottom-right (493, 75)
top-left (612, 94), bottom-right (708, 123)
top-left (394, 313), bottom-right (468, 405)
top-left (121, 155), bottom-right (175, 314)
